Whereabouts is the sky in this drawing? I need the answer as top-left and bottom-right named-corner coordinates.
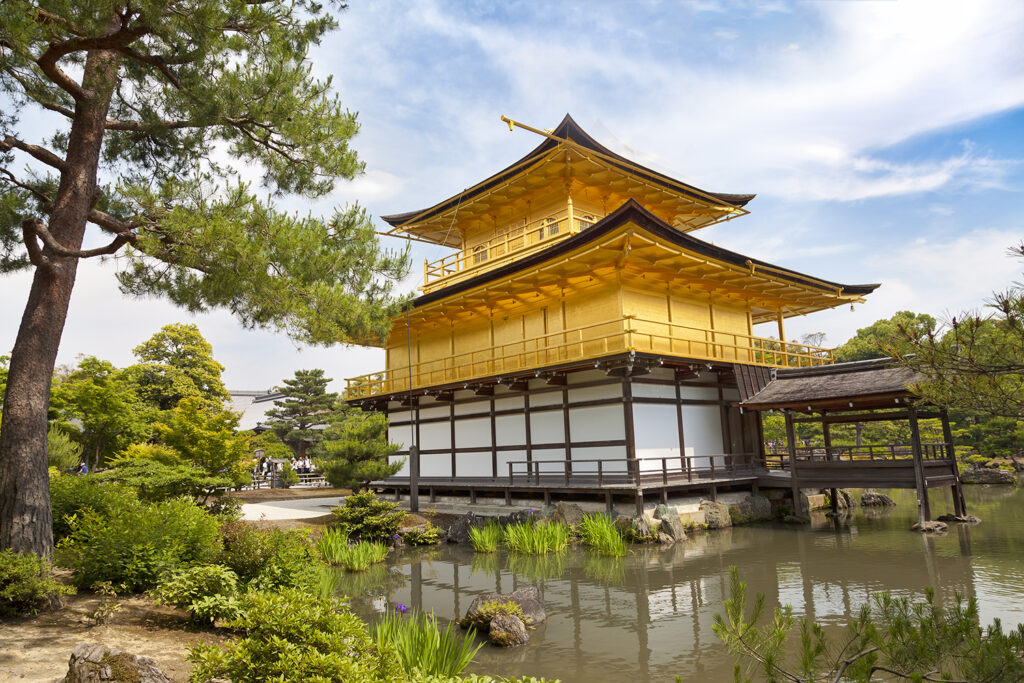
top-left (2, 0), bottom-right (1023, 392)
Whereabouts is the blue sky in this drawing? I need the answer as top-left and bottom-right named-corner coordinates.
top-left (2, 0), bottom-right (1023, 391)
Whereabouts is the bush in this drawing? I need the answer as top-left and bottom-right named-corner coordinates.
top-left (331, 491), bottom-right (406, 541)
top-left (217, 522), bottom-right (321, 590)
top-left (48, 425), bottom-right (83, 472)
top-left (49, 474), bottom-right (139, 542)
top-left (337, 541), bottom-right (388, 572)
top-left (0, 550), bottom-right (75, 616)
top-left (503, 521), bottom-right (570, 555)
top-left (278, 461), bottom-right (300, 488)
top-left (187, 589), bottom-right (403, 683)
top-left (468, 523), bottom-right (502, 553)
top-left (578, 513), bottom-right (626, 557)
top-left (373, 609), bottom-right (483, 677)
top-left (57, 497), bottom-right (222, 592)
top-left (151, 564), bottom-right (241, 624)
top-left (403, 522), bottom-right (443, 546)
top-left (205, 496), bottom-right (242, 522)
top-left (93, 458), bottom-right (232, 502)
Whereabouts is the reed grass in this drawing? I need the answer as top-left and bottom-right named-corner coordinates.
top-left (468, 522), bottom-right (502, 553)
top-left (502, 520), bottom-right (570, 555)
top-left (578, 513), bottom-right (627, 557)
top-left (316, 527), bottom-right (351, 565)
top-left (337, 540), bottom-right (389, 572)
top-left (372, 609), bottom-right (483, 677)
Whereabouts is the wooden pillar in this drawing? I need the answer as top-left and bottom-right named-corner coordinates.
top-left (490, 395), bottom-right (498, 480)
top-left (623, 375), bottom-right (642, 515)
top-left (410, 400), bottom-right (420, 513)
top-left (450, 402), bottom-right (457, 479)
top-left (908, 405), bottom-right (931, 524)
top-left (785, 410), bottom-right (801, 515)
top-left (524, 390), bottom-right (533, 468)
top-left (940, 408), bottom-right (967, 516)
top-left (822, 411), bottom-right (833, 461)
top-left (776, 310), bottom-right (786, 342)
top-left (675, 376), bottom-right (687, 477)
top-left (562, 384), bottom-right (572, 475)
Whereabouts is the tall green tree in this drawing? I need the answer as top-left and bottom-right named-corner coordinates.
top-left (125, 323), bottom-right (228, 410)
top-left (314, 406), bottom-right (402, 492)
top-left (833, 311), bottom-right (936, 362)
top-left (265, 369), bottom-right (337, 456)
top-left (153, 396), bottom-right (250, 486)
top-left (0, 1), bottom-right (409, 555)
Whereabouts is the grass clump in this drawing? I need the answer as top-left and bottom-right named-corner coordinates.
top-left (0, 549), bottom-right (75, 616)
top-left (578, 513), bottom-right (626, 557)
top-left (503, 521), bottom-right (569, 555)
top-left (316, 527), bottom-right (350, 564)
top-left (468, 523), bottom-right (502, 553)
top-left (373, 609), bottom-right (483, 677)
top-left (337, 541), bottom-right (388, 572)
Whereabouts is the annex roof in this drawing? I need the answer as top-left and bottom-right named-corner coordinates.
top-left (381, 114), bottom-right (755, 246)
top-left (395, 199), bottom-right (878, 332)
top-left (739, 358), bottom-right (923, 411)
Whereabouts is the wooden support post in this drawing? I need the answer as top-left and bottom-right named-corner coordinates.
top-left (822, 411), bottom-right (833, 462)
top-left (430, 488), bottom-right (437, 503)
top-left (940, 408), bottom-right (968, 516)
top-left (469, 489), bottom-right (477, 505)
top-left (505, 488), bottom-right (512, 506)
top-left (634, 488), bottom-right (645, 517)
top-left (829, 488), bottom-right (839, 516)
top-left (785, 410), bottom-right (801, 515)
top-left (908, 406), bottom-right (931, 524)
top-left (605, 490), bottom-right (613, 513)
top-left (661, 488), bottom-right (668, 505)
top-left (710, 484), bottom-right (718, 501)
top-left (544, 490), bottom-right (551, 506)
top-left (776, 310), bottom-right (786, 343)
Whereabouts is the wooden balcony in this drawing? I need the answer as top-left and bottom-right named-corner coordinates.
top-left (421, 205), bottom-right (601, 292)
top-left (344, 316), bottom-right (834, 400)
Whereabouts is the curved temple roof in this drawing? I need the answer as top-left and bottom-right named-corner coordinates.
top-left (382, 114), bottom-right (755, 246)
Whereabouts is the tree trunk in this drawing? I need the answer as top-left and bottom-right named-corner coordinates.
top-left (0, 46), bottom-right (120, 557)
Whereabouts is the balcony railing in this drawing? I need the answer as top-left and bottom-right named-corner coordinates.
top-left (344, 316), bottom-right (834, 399)
top-left (422, 206), bottom-right (601, 291)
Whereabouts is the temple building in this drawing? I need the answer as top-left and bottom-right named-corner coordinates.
top-left (342, 115), bottom-right (944, 515)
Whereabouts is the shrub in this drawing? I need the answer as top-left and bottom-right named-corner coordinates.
top-left (151, 564), bottom-right (241, 624)
top-left (278, 461), bottom-right (300, 488)
top-left (316, 527), bottom-right (351, 565)
top-left (49, 474), bottom-right (139, 542)
top-left (217, 522), bottom-right (321, 590)
top-left (469, 523), bottom-right (502, 553)
top-left (187, 589), bottom-right (402, 683)
top-left (503, 521), bottom-right (570, 555)
top-left (48, 425), bottom-right (83, 472)
top-left (337, 541), bottom-right (388, 572)
top-left (373, 609), bottom-right (483, 677)
top-left (403, 522), bottom-right (443, 546)
top-left (57, 497), bottom-right (222, 592)
top-left (92, 459), bottom-right (232, 502)
top-left (331, 491), bottom-right (406, 541)
top-left (577, 513), bottom-right (626, 557)
top-left (0, 550), bottom-right (75, 616)
top-left (205, 496), bottom-right (243, 522)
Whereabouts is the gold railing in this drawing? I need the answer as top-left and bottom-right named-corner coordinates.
top-left (422, 206), bottom-right (602, 291)
top-left (345, 316), bottom-right (833, 399)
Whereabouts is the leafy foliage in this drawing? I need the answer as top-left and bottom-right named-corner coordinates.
top-left (57, 497), bottom-right (222, 592)
top-left (186, 589), bottom-right (403, 683)
top-left (331, 492), bottom-right (407, 542)
top-left (468, 523), bottom-right (502, 553)
top-left (278, 461), bottom-right (300, 488)
top-left (577, 514), bottom-right (627, 557)
top-left (47, 425), bottom-right (83, 472)
top-left (402, 523), bottom-right (443, 546)
top-left (216, 522), bottom-right (320, 591)
top-left (714, 566), bottom-right (1024, 682)
top-left (151, 564), bottom-right (241, 624)
top-left (0, 549), bottom-right (74, 616)
top-left (315, 406), bottom-right (402, 491)
top-left (93, 459), bottom-right (232, 502)
top-left (153, 396), bottom-right (251, 485)
top-left (373, 609), bottom-right (483, 678)
top-left (130, 323), bottom-right (229, 410)
top-left (503, 521), bottom-right (570, 555)
top-left (833, 311), bottom-right (936, 363)
top-left (266, 369), bottom-right (339, 456)
top-left (49, 474), bottom-right (139, 543)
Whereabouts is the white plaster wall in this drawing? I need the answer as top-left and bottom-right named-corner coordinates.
top-left (419, 421), bottom-right (450, 450)
top-left (631, 382), bottom-right (676, 399)
top-left (495, 414), bottom-right (527, 447)
top-left (455, 417), bottom-right (491, 449)
top-left (529, 389), bottom-right (564, 407)
top-left (568, 405), bottom-right (625, 443)
top-left (418, 405), bottom-right (449, 420)
top-left (567, 369), bottom-right (609, 384)
top-left (571, 446), bottom-right (627, 473)
top-left (567, 383), bottom-right (622, 402)
top-left (388, 455), bottom-right (409, 476)
top-left (454, 399), bottom-right (489, 416)
top-left (455, 452), bottom-right (492, 478)
top-left (497, 449), bottom-right (527, 478)
top-left (530, 410), bottom-right (565, 444)
top-left (494, 395), bottom-right (524, 411)
top-left (679, 385), bottom-right (720, 401)
top-left (419, 453), bottom-right (451, 478)
top-left (681, 404), bottom-right (725, 469)
top-left (633, 403), bottom-right (683, 471)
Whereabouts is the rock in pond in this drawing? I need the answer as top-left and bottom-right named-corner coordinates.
top-left (911, 520), bottom-right (948, 533)
top-left (64, 643), bottom-right (171, 683)
top-left (653, 506), bottom-right (687, 542)
top-left (488, 614), bottom-right (530, 647)
top-left (446, 512), bottom-right (483, 544)
top-left (937, 513), bottom-right (982, 524)
top-left (461, 586), bottom-right (546, 630)
top-left (727, 495), bottom-right (772, 524)
top-left (551, 502), bottom-right (586, 528)
top-left (960, 466), bottom-right (1016, 485)
top-left (699, 500), bottom-right (732, 529)
top-left (860, 490), bottom-right (896, 507)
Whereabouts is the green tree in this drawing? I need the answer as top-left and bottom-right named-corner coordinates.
top-left (52, 357), bottom-right (152, 471)
top-left (834, 311), bottom-right (936, 362)
top-left (46, 425), bottom-right (82, 472)
top-left (266, 369), bottom-right (338, 457)
top-left (128, 323), bottom-right (228, 410)
top-left (248, 430), bottom-right (293, 461)
top-left (153, 396), bottom-right (250, 486)
top-left (314, 407), bottom-right (402, 492)
top-left (0, 1), bottom-right (409, 555)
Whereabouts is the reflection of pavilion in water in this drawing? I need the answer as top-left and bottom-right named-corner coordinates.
top-left (346, 519), bottom-right (978, 682)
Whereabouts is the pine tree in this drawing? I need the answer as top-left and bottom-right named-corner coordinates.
top-left (265, 369), bottom-right (337, 457)
top-left (314, 406), bottom-right (403, 492)
top-left (0, 1), bottom-right (409, 555)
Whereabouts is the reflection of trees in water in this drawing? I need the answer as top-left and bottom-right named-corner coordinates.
top-left (581, 553), bottom-right (627, 585)
top-left (506, 552), bottom-right (567, 581)
top-left (336, 564), bottom-right (407, 603)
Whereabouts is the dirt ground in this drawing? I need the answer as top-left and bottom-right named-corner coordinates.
top-left (0, 592), bottom-right (228, 682)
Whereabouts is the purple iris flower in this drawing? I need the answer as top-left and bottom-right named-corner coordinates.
top-left (393, 534), bottom-right (401, 540)
top-left (395, 602), bottom-right (407, 614)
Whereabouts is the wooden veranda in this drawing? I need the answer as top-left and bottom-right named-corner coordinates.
top-left (741, 358), bottom-right (967, 523)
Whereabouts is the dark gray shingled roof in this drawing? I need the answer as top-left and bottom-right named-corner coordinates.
top-left (739, 358), bottom-right (924, 410)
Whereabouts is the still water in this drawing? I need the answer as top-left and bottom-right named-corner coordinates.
top-left (338, 484), bottom-right (1024, 682)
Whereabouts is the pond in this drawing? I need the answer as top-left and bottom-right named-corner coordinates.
top-left (337, 484), bottom-right (1024, 682)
